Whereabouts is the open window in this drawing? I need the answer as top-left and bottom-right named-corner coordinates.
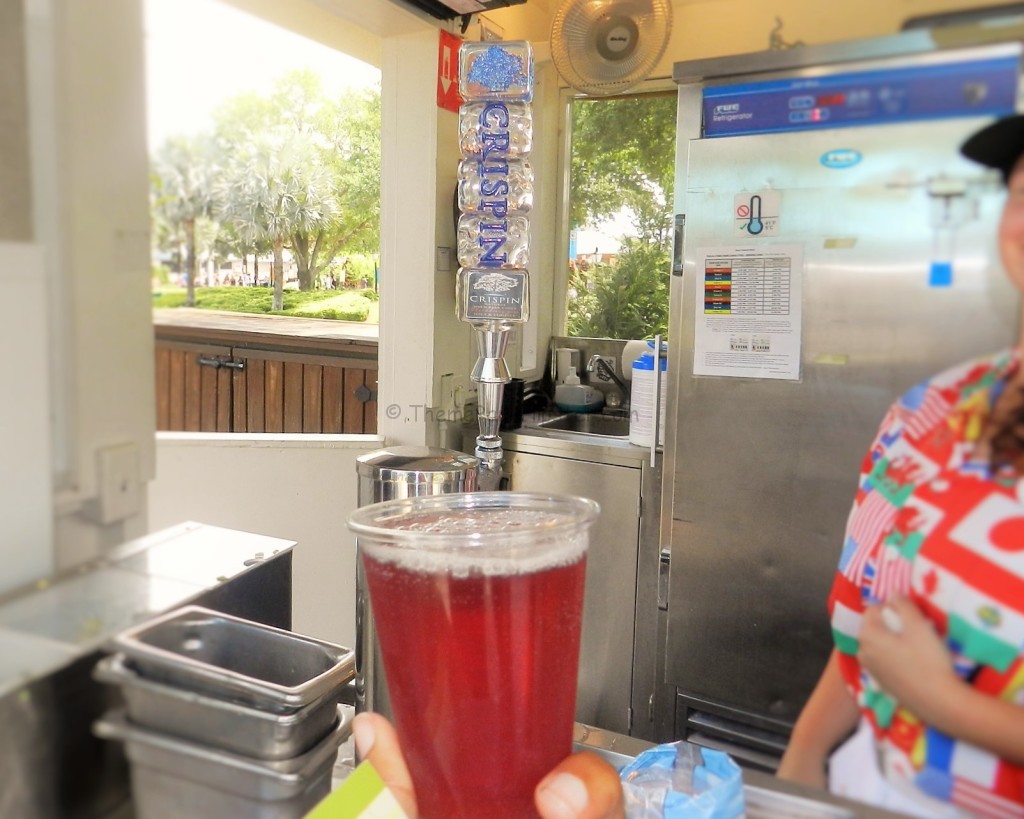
top-left (560, 86), bottom-right (676, 340)
top-left (145, 0), bottom-right (382, 434)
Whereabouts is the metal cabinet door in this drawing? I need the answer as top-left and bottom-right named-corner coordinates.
top-left (505, 450), bottom-right (641, 734)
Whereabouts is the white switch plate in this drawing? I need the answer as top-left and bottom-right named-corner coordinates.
top-left (91, 442), bottom-right (141, 524)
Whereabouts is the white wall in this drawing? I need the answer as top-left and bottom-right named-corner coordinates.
top-left (40, 0), bottom-right (155, 564)
top-left (378, 29), bottom-right (452, 448)
top-left (148, 433), bottom-right (383, 646)
top-left (0, 0), bottom-right (154, 598)
top-left (0, 243), bottom-right (54, 588)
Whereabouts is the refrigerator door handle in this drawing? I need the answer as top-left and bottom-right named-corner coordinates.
top-left (658, 547), bottom-right (671, 611)
top-left (672, 214), bottom-right (686, 276)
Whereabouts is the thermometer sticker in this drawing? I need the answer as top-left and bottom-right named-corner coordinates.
top-left (734, 190), bottom-right (781, 237)
top-left (747, 195), bottom-right (763, 235)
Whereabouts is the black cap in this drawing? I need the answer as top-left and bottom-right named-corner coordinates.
top-left (961, 114), bottom-right (1024, 182)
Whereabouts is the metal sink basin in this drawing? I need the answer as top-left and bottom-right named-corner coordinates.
top-left (536, 412), bottom-right (630, 438)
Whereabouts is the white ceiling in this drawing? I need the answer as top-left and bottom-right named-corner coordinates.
top-left (305, 0), bottom-right (433, 37)
top-left (304, 0), bottom-right (563, 39)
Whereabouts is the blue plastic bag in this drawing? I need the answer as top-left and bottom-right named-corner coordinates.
top-left (619, 742), bottom-right (745, 819)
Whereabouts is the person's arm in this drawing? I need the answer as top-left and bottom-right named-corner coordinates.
top-left (859, 596), bottom-right (1024, 766)
top-left (776, 649), bottom-right (861, 789)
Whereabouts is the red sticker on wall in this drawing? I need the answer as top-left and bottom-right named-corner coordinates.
top-left (437, 30), bottom-right (463, 113)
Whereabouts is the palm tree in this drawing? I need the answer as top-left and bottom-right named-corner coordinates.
top-left (214, 71), bottom-right (380, 292)
top-left (216, 131), bottom-right (335, 310)
top-left (151, 136), bottom-right (219, 306)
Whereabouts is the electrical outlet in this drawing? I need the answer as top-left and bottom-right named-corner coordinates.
top-left (90, 442), bottom-right (141, 524)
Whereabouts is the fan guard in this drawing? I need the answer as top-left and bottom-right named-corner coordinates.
top-left (550, 0), bottom-right (673, 96)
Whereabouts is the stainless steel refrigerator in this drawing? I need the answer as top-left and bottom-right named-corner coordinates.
top-left (659, 30), bottom-right (1023, 769)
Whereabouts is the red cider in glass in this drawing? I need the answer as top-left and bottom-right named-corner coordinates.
top-left (350, 493), bottom-right (598, 819)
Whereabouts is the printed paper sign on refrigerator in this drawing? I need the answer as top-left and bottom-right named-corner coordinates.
top-left (693, 244), bottom-right (804, 381)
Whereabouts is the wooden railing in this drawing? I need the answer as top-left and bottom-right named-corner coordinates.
top-left (154, 311), bottom-right (378, 435)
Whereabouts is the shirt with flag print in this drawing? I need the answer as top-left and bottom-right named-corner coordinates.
top-left (829, 348), bottom-right (1024, 819)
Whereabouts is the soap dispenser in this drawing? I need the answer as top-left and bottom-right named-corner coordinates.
top-left (554, 366), bottom-right (605, 413)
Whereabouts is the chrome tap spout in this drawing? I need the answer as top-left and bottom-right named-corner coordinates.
top-left (586, 354), bottom-right (629, 402)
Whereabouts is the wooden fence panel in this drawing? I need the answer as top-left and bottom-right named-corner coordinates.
top-left (302, 363), bottom-right (323, 433)
top-left (283, 361), bottom-right (304, 433)
top-left (155, 346), bottom-right (171, 429)
top-left (264, 359), bottom-right (285, 432)
top-left (156, 341), bottom-right (232, 432)
top-left (217, 366), bottom-right (233, 431)
top-left (199, 362), bottom-right (219, 432)
top-left (155, 332), bottom-right (378, 434)
top-left (342, 368), bottom-right (366, 434)
top-left (232, 366), bottom-right (248, 432)
top-left (168, 349), bottom-right (186, 430)
top-left (245, 358), bottom-right (264, 432)
top-left (364, 368), bottom-right (379, 434)
top-left (322, 366), bottom-right (343, 433)
top-left (183, 354), bottom-right (202, 432)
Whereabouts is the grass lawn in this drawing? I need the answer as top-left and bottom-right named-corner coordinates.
top-left (152, 286), bottom-right (379, 324)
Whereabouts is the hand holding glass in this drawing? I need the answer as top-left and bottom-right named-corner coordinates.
top-left (348, 492), bottom-right (599, 819)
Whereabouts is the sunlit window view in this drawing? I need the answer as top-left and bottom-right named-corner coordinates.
top-left (145, 0), bottom-right (382, 324)
top-left (565, 92), bottom-right (675, 340)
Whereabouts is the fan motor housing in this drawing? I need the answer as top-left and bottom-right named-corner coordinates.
top-left (595, 14), bottom-right (640, 62)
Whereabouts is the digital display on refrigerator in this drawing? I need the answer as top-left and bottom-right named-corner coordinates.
top-left (702, 55), bottom-right (1020, 137)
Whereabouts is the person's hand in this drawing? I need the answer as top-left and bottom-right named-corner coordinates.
top-left (857, 595), bottom-right (961, 720)
top-left (351, 711), bottom-right (625, 819)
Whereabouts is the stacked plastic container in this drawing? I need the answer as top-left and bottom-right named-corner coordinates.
top-left (92, 605), bottom-right (355, 819)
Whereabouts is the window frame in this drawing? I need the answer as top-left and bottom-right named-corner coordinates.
top-left (552, 77), bottom-right (679, 338)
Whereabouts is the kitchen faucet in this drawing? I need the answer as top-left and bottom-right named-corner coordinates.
top-left (586, 354), bottom-right (629, 406)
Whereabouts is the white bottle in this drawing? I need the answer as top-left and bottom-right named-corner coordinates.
top-left (629, 341), bottom-right (667, 447)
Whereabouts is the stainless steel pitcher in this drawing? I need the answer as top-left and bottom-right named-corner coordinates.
top-left (354, 447), bottom-right (478, 718)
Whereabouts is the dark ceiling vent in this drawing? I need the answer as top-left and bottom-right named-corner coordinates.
top-left (397, 0), bottom-right (526, 21)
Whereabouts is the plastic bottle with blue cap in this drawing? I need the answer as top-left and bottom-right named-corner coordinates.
top-left (629, 340), bottom-right (667, 447)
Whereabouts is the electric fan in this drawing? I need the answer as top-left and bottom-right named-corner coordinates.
top-left (550, 0), bottom-right (673, 96)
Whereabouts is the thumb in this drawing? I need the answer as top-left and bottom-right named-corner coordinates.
top-left (351, 712), bottom-right (418, 818)
top-left (535, 751), bottom-right (625, 819)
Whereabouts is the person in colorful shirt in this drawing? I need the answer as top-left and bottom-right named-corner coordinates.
top-left (777, 115), bottom-right (1024, 817)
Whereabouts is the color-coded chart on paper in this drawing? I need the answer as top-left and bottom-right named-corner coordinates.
top-left (703, 254), bottom-right (792, 315)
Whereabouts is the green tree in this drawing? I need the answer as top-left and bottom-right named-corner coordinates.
top-left (568, 239), bottom-right (670, 339)
top-left (151, 135), bottom-right (219, 306)
top-left (216, 130), bottom-right (333, 310)
top-left (569, 93), bottom-right (675, 244)
top-left (566, 93), bottom-right (676, 338)
top-left (277, 75), bottom-right (381, 289)
top-left (212, 70), bottom-right (380, 292)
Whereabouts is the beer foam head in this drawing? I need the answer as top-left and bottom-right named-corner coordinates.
top-left (349, 493), bottom-right (598, 576)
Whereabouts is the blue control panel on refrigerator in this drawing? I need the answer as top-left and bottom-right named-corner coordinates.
top-left (702, 55), bottom-right (1020, 137)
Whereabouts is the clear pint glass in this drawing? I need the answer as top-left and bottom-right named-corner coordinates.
top-left (348, 492), bottom-right (599, 819)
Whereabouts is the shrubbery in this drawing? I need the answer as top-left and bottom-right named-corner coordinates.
top-left (567, 239), bottom-right (670, 339)
top-left (151, 286), bottom-right (376, 323)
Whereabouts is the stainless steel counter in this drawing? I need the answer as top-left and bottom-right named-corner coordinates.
top-left (0, 522), bottom-right (296, 819)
